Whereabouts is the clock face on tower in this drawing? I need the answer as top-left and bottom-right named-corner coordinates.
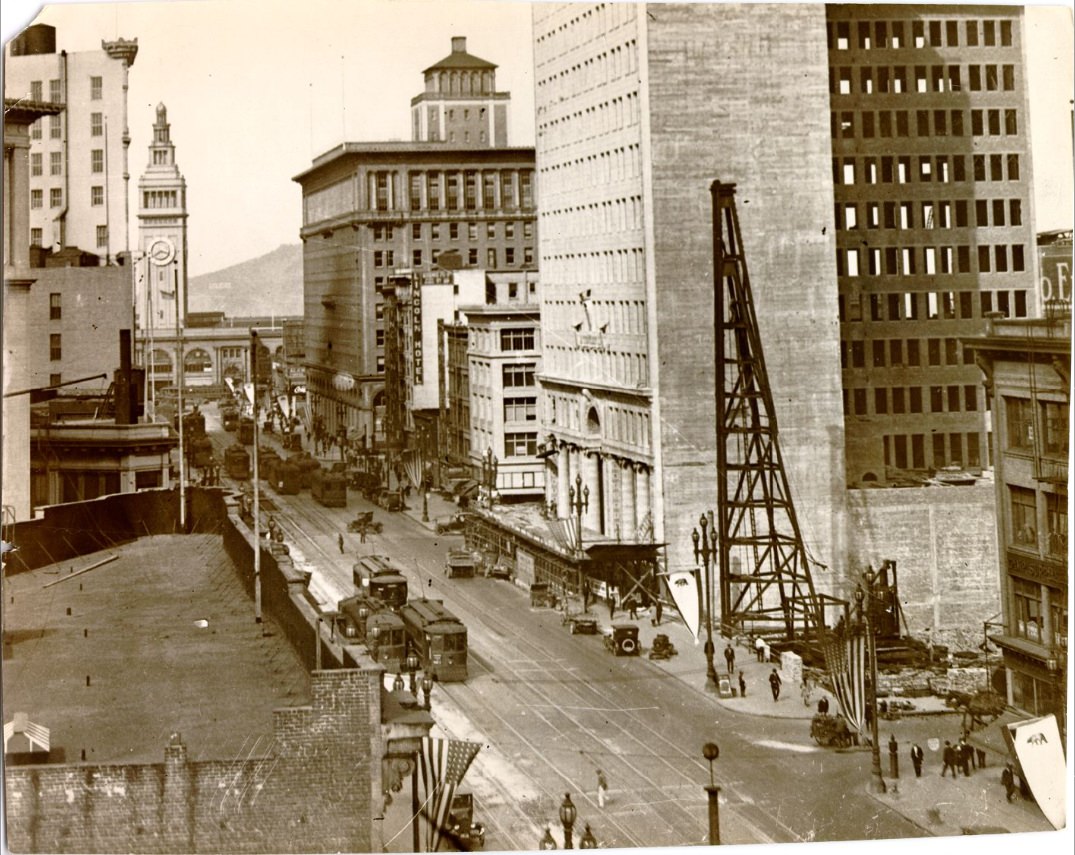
top-left (148, 238), bottom-right (176, 266)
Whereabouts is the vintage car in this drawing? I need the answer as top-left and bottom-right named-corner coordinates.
top-left (435, 512), bottom-right (469, 535)
top-left (447, 792), bottom-right (485, 850)
top-left (604, 623), bottom-right (641, 656)
top-left (444, 548), bottom-right (477, 579)
top-left (809, 713), bottom-right (854, 748)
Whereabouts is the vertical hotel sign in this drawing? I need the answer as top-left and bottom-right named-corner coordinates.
top-left (412, 279), bottom-right (424, 384)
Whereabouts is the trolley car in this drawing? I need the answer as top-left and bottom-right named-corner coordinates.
top-left (400, 598), bottom-right (468, 682)
top-left (311, 468), bottom-right (348, 507)
top-left (238, 417), bottom-right (255, 445)
top-left (352, 555), bottom-right (409, 610)
top-left (270, 460), bottom-right (302, 495)
top-left (224, 444), bottom-right (250, 480)
top-left (337, 595), bottom-right (407, 673)
top-left (188, 436), bottom-right (214, 468)
top-left (221, 407), bottom-right (239, 432)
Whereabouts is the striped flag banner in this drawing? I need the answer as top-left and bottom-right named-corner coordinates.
top-left (419, 737), bottom-right (482, 852)
top-left (822, 633), bottom-right (866, 737)
top-left (545, 517), bottom-right (579, 554)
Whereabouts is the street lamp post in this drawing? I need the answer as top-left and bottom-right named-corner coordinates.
top-left (406, 653), bottom-right (420, 695)
top-left (559, 793), bottom-right (577, 850)
top-left (568, 473), bottom-right (590, 554)
top-left (702, 742), bottom-right (721, 845)
top-left (692, 512), bottom-right (720, 692)
top-left (855, 573), bottom-right (887, 795)
top-left (481, 447), bottom-right (498, 508)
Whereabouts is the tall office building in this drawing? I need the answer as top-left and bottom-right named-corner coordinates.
top-left (4, 24), bottom-right (138, 265)
top-left (294, 37), bottom-right (536, 456)
top-left (533, 4), bottom-right (845, 591)
top-left (829, 5), bottom-right (1037, 484)
top-left (136, 103), bottom-right (189, 334)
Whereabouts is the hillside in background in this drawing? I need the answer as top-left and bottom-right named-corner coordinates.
top-left (188, 243), bottom-right (303, 318)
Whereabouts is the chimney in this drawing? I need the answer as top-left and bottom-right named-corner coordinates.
top-left (451, 36), bottom-right (466, 53)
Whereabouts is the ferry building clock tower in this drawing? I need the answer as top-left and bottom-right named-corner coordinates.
top-left (136, 103), bottom-right (188, 334)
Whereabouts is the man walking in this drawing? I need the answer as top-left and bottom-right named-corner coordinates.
top-left (724, 644), bottom-right (736, 675)
top-left (910, 743), bottom-right (924, 778)
top-left (651, 599), bottom-right (663, 626)
top-left (941, 741), bottom-right (958, 778)
top-left (768, 668), bottom-right (782, 702)
top-left (1001, 762), bottom-right (1017, 802)
top-left (738, 671), bottom-right (747, 698)
top-left (958, 738), bottom-right (973, 777)
top-left (596, 769), bottom-right (609, 809)
top-left (337, 533), bottom-right (345, 554)
top-left (755, 636), bottom-right (766, 662)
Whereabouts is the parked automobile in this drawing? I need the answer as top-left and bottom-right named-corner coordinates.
top-left (376, 489), bottom-right (404, 512)
top-left (434, 512), bottom-right (468, 535)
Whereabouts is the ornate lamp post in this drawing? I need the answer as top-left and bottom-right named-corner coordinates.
top-left (421, 673), bottom-right (434, 710)
top-left (559, 793), bottom-right (577, 850)
top-left (855, 572), bottom-right (886, 794)
top-left (579, 825), bottom-right (597, 849)
top-left (568, 473), bottom-right (590, 554)
top-left (481, 447), bottom-right (499, 507)
top-left (702, 742), bottom-right (721, 845)
top-left (692, 511), bottom-right (720, 692)
top-left (406, 652), bottom-right (420, 695)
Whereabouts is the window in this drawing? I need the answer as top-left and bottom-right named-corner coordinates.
top-left (91, 149), bottom-right (104, 173)
top-left (874, 388), bottom-right (888, 415)
top-left (91, 112), bottom-right (103, 137)
top-left (468, 248), bottom-right (478, 265)
top-left (48, 151), bottom-right (61, 176)
top-left (964, 386), bottom-right (978, 412)
top-left (90, 75), bottom-right (102, 99)
top-left (468, 222), bottom-right (477, 241)
top-left (500, 328), bottom-right (535, 351)
top-left (464, 171), bottom-right (477, 210)
top-left (449, 223), bottom-right (459, 240)
top-left (96, 225), bottom-right (108, 247)
top-left (909, 387), bottom-right (923, 413)
top-left (504, 397), bottom-right (537, 422)
top-left (49, 293), bottom-right (61, 320)
top-left (483, 173), bottom-right (496, 209)
top-left (1046, 493), bottom-right (1067, 558)
top-left (31, 153), bottom-right (42, 176)
top-left (1042, 401), bottom-right (1068, 457)
top-left (427, 174), bottom-right (441, 209)
top-left (430, 223), bottom-right (441, 240)
top-left (374, 172), bottom-right (390, 211)
top-left (30, 189), bottom-right (43, 209)
top-left (412, 250), bottom-right (423, 267)
top-left (50, 188), bottom-right (62, 208)
top-left (50, 333), bottom-right (62, 360)
top-left (30, 80), bottom-right (42, 101)
top-left (931, 386), bottom-right (945, 413)
top-left (409, 174), bottom-right (423, 210)
top-left (49, 115), bottom-right (61, 139)
top-left (1012, 577), bottom-right (1042, 642)
top-left (1005, 110), bottom-right (1018, 135)
top-left (1005, 397), bottom-right (1035, 451)
top-left (503, 364), bottom-right (535, 388)
top-left (1007, 154), bottom-right (1020, 180)
top-left (486, 248), bottom-right (497, 267)
top-left (523, 247), bottom-right (534, 265)
top-left (30, 228), bottom-right (42, 246)
top-left (504, 431), bottom-right (538, 457)
top-left (1003, 65), bottom-right (1015, 91)
top-left (412, 223), bottom-right (422, 240)
top-left (505, 247), bottom-right (516, 265)
top-left (31, 119), bottom-right (42, 140)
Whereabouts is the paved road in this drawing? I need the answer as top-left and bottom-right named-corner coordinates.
top-left (198, 405), bottom-right (957, 850)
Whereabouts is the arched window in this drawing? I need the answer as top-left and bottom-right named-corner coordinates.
top-left (184, 348), bottom-right (212, 374)
top-left (586, 406), bottom-right (601, 436)
top-left (150, 349), bottom-right (172, 374)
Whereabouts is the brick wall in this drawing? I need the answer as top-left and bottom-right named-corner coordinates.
top-left (4, 670), bottom-right (381, 853)
top-left (847, 483), bottom-right (1000, 650)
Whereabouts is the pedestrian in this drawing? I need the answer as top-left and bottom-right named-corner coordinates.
top-left (1001, 762), bottom-right (1017, 802)
top-left (724, 643), bottom-right (736, 675)
top-left (817, 696), bottom-right (830, 715)
top-left (768, 668), bottom-right (782, 702)
top-left (738, 670), bottom-right (746, 698)
top-left (607, 593), bottom-right (616, 621)
top-left (337, 533), bottom-right (344, 554)
top-left (909, 743), bottom-right (923, 777)
top-left (958, 738), bottom-right (973, 777)
top-left (582, 579), bottom-right (591, 613)
top-left (652, 599), bottom-right (663, 626)
top-left (596, 769), bottom-right (608, 809)
top-left (888, 734), bottom-right (899, 778)
top-left (941, 741), bottom-right (958, 778)
top-left (627, 595), bottom-right (638, 620)
top-left (359, 525), bottom-right (367, 544)
top-left (755, 636), bottom-right (766, 662)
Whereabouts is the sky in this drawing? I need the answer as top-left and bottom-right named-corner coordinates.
top-left (2, 0), bottom-right (1073, 278)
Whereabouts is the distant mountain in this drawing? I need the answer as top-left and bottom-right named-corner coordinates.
top-left (188, 243), bottom-right (304, 318)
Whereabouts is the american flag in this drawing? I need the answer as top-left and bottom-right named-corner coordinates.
top-left (545, 517), bottom-right (579, 553)
top-left (419, 737), bottom-right (482, 852)
top-left (822, 633), bottom-right (866, 736)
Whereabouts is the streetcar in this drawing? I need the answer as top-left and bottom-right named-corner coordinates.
top-left (238, 417), bottom-right (255, 445)
top-left (224, 444), bottom-right (251, 480)
top-left (221, 407), bottom-right (239, 432)
top-left (270, 460), bottom-right (302, 495)
top-left (188, 435), bottom-right (214, 468)
top-left (337, 595), bottom-right (407, 673)
top-left (399, 598), bottom-right (468, 682)
top-left (311, 468), bottom-right (348, 508)
top-left (352, 555), bottom-right (409, 610)
top-left (175, 408), bottom-right (207, 440)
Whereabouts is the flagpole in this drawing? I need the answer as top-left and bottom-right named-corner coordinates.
top-left (251, 329), bottom-right (263, 624)
top-left (412, 759), bottom-right (420, 853)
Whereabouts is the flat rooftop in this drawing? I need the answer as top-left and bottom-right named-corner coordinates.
top-left (2, 534), bottom-right (309, 765)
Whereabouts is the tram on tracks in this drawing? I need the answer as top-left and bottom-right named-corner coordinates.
top-left (238, 417), bottom-right (255, 445)
top-left (352, 555), bottom-right (409, 610)
top-left (311, 468), bottom-right (348, 508)
top-left (337, 594), bottom-right (407, 673)
top-left (224, 444), bottom-right (251, 480)
top-left (400, 598), bottom-right (468, 682)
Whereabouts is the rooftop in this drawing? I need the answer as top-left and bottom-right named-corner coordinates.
top-left (2, 534), bottom-right (309, 764)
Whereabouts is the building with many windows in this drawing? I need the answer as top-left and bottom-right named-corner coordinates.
top-left (965, 312), bottom-right (1068, 736)
top-left (4, 23), bottom-right (138, 264)
top-left (533, 3), bottom-right (845, 595)
top-left (828, 4), bottom-right (1037, 485)
top-left (293, 37), bottom-right (536, 459)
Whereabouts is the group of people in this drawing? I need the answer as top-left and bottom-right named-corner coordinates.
top-left (940, 736), bottom-right (980, 779)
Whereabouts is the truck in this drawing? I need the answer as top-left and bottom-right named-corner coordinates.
top-left (444, 548), bottom-right (476, 579)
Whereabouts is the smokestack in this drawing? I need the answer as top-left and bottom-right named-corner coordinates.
top-left (451, 36), bottom-right (466, 53)
top-left (114, 329), bottom-right (143, 425)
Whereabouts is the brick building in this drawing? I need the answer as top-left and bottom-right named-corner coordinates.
top-left (828, 5), bottom-right (1038, 485)
top-left (965, 312), bottom-right (1069, 734)
top-left (293, 37), bottom-right (537, 455)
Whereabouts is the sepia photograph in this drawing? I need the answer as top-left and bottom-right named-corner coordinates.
top-left (1, 1), bottom-right (1072, 853)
